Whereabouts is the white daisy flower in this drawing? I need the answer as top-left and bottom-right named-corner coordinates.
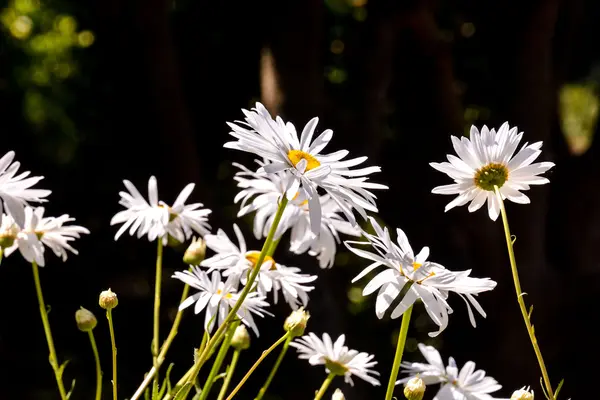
top-left (0, 151), bottom-right (51, 227)
top-left (290, 332), bottom-right (380, 387)
top-left (3, 207), bottom-right (89, 267)
top-left (511, 386), bottom-right (534, 400)
top-left (172, 268), bottom-right (271, 336)
top-left (200, 224), bottom-right (317, 309)
top-left (398, 343), bottom-right (505, 400)
top-left (345, 217), bottom-right (496, 337)
top-left (225, 102), bottom-right (387, 235)
top-left (110, 176), bottom-right (211, 243)
top-left (430, 122), bottom-right (555, 220)
top-left (234, 161), bottom-right (361, 268)
top-left (0, 213), bottom-right (20, 251)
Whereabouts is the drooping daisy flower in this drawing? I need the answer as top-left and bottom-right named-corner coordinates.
top-left (0, 151), bottom-right (51, 227)
top-left (200, 224), bottom-right (317, 309)
top-left (290, 332), bottom-right (380, 387)
top-left (0, 213), bottom-right (19, 251)
top-left (430, 123), bottom-right (555, 220)
top-left (3, 207), bottom-right (89, 267)
top-left (172, 268), bottom-right (271, 336)
top-left (398, 343), bottom-right (504, 400)
top-left (110, 176), bottom-right (211, 243)
top-left (235, 161), bottom-right (361, 268)
top-left (511, 386), bottom-right (534, 400)
top-left (345, 217), bottom-right (496, 337)
top-left (225, 102), bottom-right (387, 235)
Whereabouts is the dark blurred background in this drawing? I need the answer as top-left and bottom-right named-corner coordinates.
top-left (1, 0), bottom-right (599, 398)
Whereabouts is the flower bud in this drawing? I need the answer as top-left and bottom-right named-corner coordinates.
top-left (75, 307), bottom-right (97, 332)
top-left (511, 386), bottom-right (534, 400)
top-left (99, 289), bottom-right (118, 310)
top-left (331, 388), bottom-right (345, 400)
top-left (0, 223), bottom-right (18, 249)
top-left (283, 307), bottom-right (310, 337)
top-left (167, 234), bottom-right (183, 249)
top-left (403, 376), bottom-right (425, 400)
top-left (231, 324), bottom-right (251, 350)
top-left (183, 237), bottom-right (206, 265)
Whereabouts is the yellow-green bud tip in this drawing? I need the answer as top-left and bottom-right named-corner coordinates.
top-left (75, 307), bottom-right (97, 331)
top-left (99, 288), bottom-right (118, 309)
top-left (183, 237), bottom-right (206, 265)
top-left (331, 388), bottom-right (345, 400)
top-left (403, 377), bottom-right (425, 400)
top-left (511, 386), bottom-right (534, 400)
top-left (284, 307), bottom-right (310, 337)
top-left (231, 324), bottom-right (251, 350)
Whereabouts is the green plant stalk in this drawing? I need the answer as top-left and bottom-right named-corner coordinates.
top-left (254, 335), bottom-right (292, 400)
top-left (153, 240), bottom-right (164, 395)
top-left (88, 330), bottom-right (102, 400)
top-left (199, 322), bottom-right (238, 400)
top-left (266, 236), bottom-right (281, 257)
top-left (130, 274), bottom-right (193, 400)
top-left (31, 261), bottom-right (68, 400)
top-left (225, 331), bottom-right (291, 400)
top-left (313, 373), bottom-right (335, 400)
top-left (384, 304), bottom-right (413, 400)
top-left (216, 350), bottom-right (241, 400)
top-left (107, 309), bottom-right (118, 400)
top-left (166, 197), bottom-right (289, 400)
top-left (495, 187), bottom-right (555, 399)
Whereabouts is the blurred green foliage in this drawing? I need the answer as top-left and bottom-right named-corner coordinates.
top-left (559, 83), bottom-right (599, 155)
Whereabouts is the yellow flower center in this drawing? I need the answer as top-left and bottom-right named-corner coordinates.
top-left (246, 251), bottom-right (276, 270)
top-left (473, 162), bottom-right (509, 191)
top-left (412, 262), bottom-right (422, 271)
top-left (287, 150), bottom-right (321, 172)
top-left (216, 289), bottom-right (233, 299)
top-left (416, 271), bottom-right (436, 285)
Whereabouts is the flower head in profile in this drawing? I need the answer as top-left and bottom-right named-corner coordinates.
top-left (0, 151), bottom-right (51, 227)
top-left (200, 224), bottom-right (317, 309)
top-left (511, 386), bottom-right (534, 400)
top-left (226, 103), bottom-right (387, 235)
top-left (3, 207), bottom-right (89, 266)
top-left (172, 268), bottom-right (271, 336)
top-left (398, 343), bottom-right (504, 400)
top-left (291, 332), bottom-right (380, 387)
top-left (430, 123), bottom-right (554, 220)
top-left (235, 160), bottom-right (361, 268)
top-left (345, 217), bottom-right (496, 337)
top-left (110, 176), bottom-right (211, 243)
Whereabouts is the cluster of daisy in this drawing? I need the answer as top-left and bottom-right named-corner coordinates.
top-left (1, 104), bottom-right (553, 400)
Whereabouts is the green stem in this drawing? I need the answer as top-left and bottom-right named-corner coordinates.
top-left (107, 309), bottom-right (118, 400)
top-left (313, 373), bottom-right (335, 400)
top-left (199, 322), bottom-right (239, 400)
top-left (153, 240), bottom-right (164, 394)
top-left (384, 304), bottom-right (413, 400)
top-left (225, 331), bottom-right (291, 400)
top-left (88, 330), bottom-right (103, 400)
top-left (167, 197), bottom-right (289, 400)
top-left (31, 261), bottom-right (68, 400)
top-left (254, 335), bottom-right (292, 400)
top-left (266, 236), bottom-right (281, 257)
top-left (494, 187), bottom-right (555, 399)
top-left (130, 272), bottom-right (193, 400)
top-left (217, 350), bottom-right (241, 400)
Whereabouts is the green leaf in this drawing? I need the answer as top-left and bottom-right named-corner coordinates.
top-left (555, 378), bottom-right (565, 398)
top-left (66, 378), bottom-right (76, 399)
top-left (57, 360), bottom-right (70, 379)
top-left (157, 363), bottom-right (175, 399)
top-left (144, 387), bottom-right (150, 400)
top-left (540, 377), bottom-right (550, 399)
top-left (173, 382), bottom-right (193, 400)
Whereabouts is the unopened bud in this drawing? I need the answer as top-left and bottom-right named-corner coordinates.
top-left (75, 307), bottom-right (97, 331)
top-left (403, 377), bottom-right (425, 400)
top-left (511, 386), bottom-right (534, 400)
top-left (284, 307), bottom-right (310, 337)
top-left (183, 237), bottom-right (206, 265)
top-left (331, 388), bottom-right (345, 400)
top-left (231, 324), bottom-right (251, 350)
top-left (99, 289), bottom-right (118, 310)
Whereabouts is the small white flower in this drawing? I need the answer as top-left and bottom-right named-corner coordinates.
top-left (345, 217), bottom-right (496, 337)
top-left (0, 213), bottom-right (19, 249)
top-left (398, 343), bottom-right (505, 400)
top-left (110, 176), bottom-right (211, 242)
top-left (331, 388), bottom-right (345, 400)
top-left (172, 268), bottom-right (271, 336)
top-left (511, 386), bottom-right (534, 400)
top-left (226, 102), bottom-right (387, 235)
top-left (235, 161), bottom-right (361, 268)
top-left (201, 224), bottom-right (317, 309)
top-left (0, 151), bottom-right (51, 227)
top-left (430, 123), bottom-right (555, 220)
top-left (290, 332), bottom-right (380, 386)
top-left (3, 207), bottom-right (89, 266)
